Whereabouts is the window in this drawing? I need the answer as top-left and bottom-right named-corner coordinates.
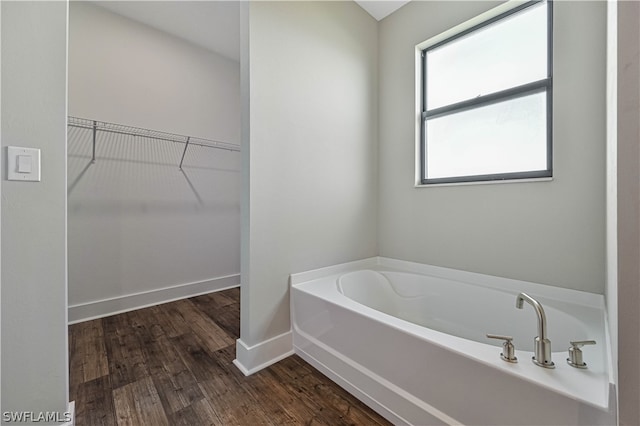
top-left (420, 1), bottom-right (552, 185)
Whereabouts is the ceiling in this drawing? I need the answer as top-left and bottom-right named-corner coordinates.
top-left (94, 1), bottom-right (410, 63)
top-left (94, 1), bottom-right (241, 62)
top-left (355, 0), bottom-right (410, 21)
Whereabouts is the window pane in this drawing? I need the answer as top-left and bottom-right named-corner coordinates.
top-left (425, 92), bottom-right (547, 179)
top-left (427, 2), bottom-right (547, 110)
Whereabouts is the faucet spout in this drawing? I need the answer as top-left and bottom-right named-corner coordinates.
top-left (516, 292), bottom-right (548, 340)
top-left (515, 292), bottom-right (554, 368)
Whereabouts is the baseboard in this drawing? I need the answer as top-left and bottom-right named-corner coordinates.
top-left (62, 401), bottom-right (75, 426)
top-left (233, 331), bottom-right (294, 375)
top-left (68, 274), bottom-right (240, 324)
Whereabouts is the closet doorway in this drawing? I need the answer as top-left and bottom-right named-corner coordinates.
top-left (66, 1), bottom-right (241, 336)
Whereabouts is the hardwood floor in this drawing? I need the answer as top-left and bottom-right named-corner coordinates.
top-left (69, 288), bottom-right (391, 426)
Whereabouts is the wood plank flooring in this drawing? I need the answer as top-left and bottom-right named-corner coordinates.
top-left (69, 288), bottom-right (391, 426)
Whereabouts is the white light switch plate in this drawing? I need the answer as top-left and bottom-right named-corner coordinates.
top-left (8, 146), bottom-right (41, 181)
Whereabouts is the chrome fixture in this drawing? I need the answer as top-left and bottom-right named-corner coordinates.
top-left (567, 340), bottom-right (596, 369)
top-left (487, 334), bottom-right (518, 363)
top-left (516, 292), bottom-right (555, 368)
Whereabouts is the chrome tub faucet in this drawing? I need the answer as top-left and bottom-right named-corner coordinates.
top-left (516, 292), bottom-right (555, 369)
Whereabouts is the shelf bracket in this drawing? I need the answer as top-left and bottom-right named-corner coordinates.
top-left (179, 137), bottom-right (190, 170)
top-left (91, 120), bottom-right (97, 164)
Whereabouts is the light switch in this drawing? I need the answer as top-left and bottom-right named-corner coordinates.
top-left (17, 155), bottom-right (32, 173)
top-left (8, 146), bottom-right (41, 181)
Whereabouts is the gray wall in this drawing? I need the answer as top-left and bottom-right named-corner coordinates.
top-left (0, 0), bottom-right (3, 409)
top-left (606, 0), bottom-right (618, 400)
top-left (67, 2), bottom-right (240, 315)
top-left (69, 2), bottom-right (240, 144)
top-left (617, 2), bottom-right (640, 424)
top-left (378, 1), bottom-right (607, 294)
top-left (1, 0), bottom-right (68, 415)
top-left (241, 0), bottom-right (378, 346)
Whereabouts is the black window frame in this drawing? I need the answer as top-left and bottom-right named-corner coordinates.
top-left (420, 0), bottom-right (553, 185)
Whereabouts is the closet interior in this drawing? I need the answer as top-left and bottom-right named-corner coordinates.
top-left (67, 1), bottom-right (241, 323)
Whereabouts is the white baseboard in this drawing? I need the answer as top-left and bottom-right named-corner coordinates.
top-left (233, 331), bottom-right (294, 375)
top-left (62, 401), bottom-right (75, 426)
top-left (68, 274), bottom-right (240, 324)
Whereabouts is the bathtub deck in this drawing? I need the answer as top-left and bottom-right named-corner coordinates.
top-left (69, 287), bottom-right (391, 425)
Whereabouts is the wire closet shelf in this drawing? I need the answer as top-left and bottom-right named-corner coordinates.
top-left (67, 116), bottom-right (241, 169)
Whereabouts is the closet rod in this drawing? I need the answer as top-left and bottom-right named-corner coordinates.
top-left (67, 116), bottom-right (241, 153)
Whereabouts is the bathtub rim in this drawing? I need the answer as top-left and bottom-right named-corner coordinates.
top-left (290, 256), bottom-right (605, 309)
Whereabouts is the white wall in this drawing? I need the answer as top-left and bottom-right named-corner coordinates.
top-left (1, 0), bottom-right (68, 415)
top-left (67, 2), bottom-right (240, 320)
top-left (237, 1), bottom-right (378, 370)
top-left (378, 1), bottom-right (607, 294)
top-left (617, 2), bottom-right (640, 424)
top-left (0, 0), bottom-right (3, 409)
top-left (606, 0), bottom-right (618, 402)
top-left (69, 2), bottom-right (240, 143)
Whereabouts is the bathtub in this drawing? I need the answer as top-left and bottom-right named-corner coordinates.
top-left (290, 257), bottom-right (616, 425)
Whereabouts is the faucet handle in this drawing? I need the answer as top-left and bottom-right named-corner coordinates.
top-left (487, 333), bottom-right (513, 341)
top-left (570, 340), bottom-right (596, 348)
top-left (567, 340), bottom-right (596, 369)
top-left (487, 334), bottom-right (518, 363)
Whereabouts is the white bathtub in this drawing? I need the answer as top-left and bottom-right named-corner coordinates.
top-left (290, 257), bottom-right (616, 426)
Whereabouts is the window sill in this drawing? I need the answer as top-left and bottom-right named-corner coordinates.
top-left (414, 177), bottom-right (553, 188)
